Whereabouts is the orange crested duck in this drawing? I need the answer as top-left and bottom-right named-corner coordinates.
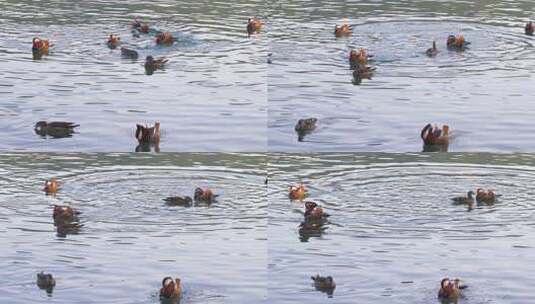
top-left (155, 32), bottom-right (174, 45)
top-left (135, 122), bottom-right (160, 144)
top-left (32, 37), bottom-right (50, 53)
top-left (438, 278), bottom-right (467, 301)
top-left (349, 48), bottom-right (373, 69)
top-left (304, 201), bottom-right (328, 220)
top-left (247, 17), bottom-right (263, 35)
top-left (44, 179), bottom-right (60, 195)
top-left (36, 272), bottom-right (56, 293)
top-left (159, 277), bottom-right (182, 300)
top-left (144, 56), bottom-right (168, 74)
top-left (194, 187), bottom-right (217, 203)
top-left (132, 18), bottom-right (150, 34)
top-left (451, 191), bottom-right (475, 205)
top-left (311, 275), bottom-right (336, 295)
top-left (525, 22), bottom-right (534, 36)
top-left (334, 22), bottom-right (351, 37)
top-left (420, 123), bottom-right (450, 146)
top-left (107, 34), bottom-right (120, 49)
top-left (34, 121), bottom-right (79, 138)
top-left (447, 34), bottom-right (470, 50)
top-left (53, 205), bottom-right (79, 224)
top-left (476, 188), bottom-right (497, 204)
top-left (289, 184), bottom-right (307, 200)
top-left (426, 41), bottom-right (438, 57)
top-left (164, 196), bottom-right (193, 207)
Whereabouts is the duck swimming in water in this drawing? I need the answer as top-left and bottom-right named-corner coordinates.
top-left (289, 184), bottom-right (307, 200)
top-left (32, 37), bottom-right (51, 59)
top-left (132, 18), bottom-right (150, 34)
top-left (420, 123), bottom-right (450, 146)
top-left (476, 188), bottom-right (497, 204)
top-left (194, 187), bottom-right (217, 203)
top-left (447, 34), bottom-right (470, 50)
top-left (144, 56), bottom-right (168, 75)
top-left (438, 278), bottom-right (467, 301)
top-left (349, 48), bottom-right (373, 69)
top-left (304, 201), bottom-right (328, 221)
top-left (53, 205), bottom-right (79, 225)
top-left (295, 118), bottom-right (317, 141)
top-left (107, 34), bottom-right (120, 49)
top-left (44, 179), bottom-right (59, 195)
top-left (352, 64), bottom-right (375, 85)
top-left (120, 47), bottom-right (138, 59)
top-left (135, 122), bottom-right (160, 144)
top-left (334, 23), bottom-right (351, 37)
top-left (426, 41), bottom-right (438, 57)
top-left (164, 196), bottom-right (193, 207)
top-left (155, 32), bottom-right (175, 45)
top-left (525, 22), bottom-right (534, 36)
top-left (34, 121), bottom-right (79, 138)
top-left (36, 272), bottom-right (56, 293)
top-left (247, 17), bottom-right (263, 35)
top-left (159, 277), bottom-right (182, 300)
top-left (451, 191), bottom-right (475, 205)
top-left (311, 275), bottom-right (336, 295)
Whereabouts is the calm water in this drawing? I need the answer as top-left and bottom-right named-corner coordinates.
top-left (268, 0), bottom-right (535, 152)
top-left (0, 153), bottom-right (267, 303)
top-left (0, 0), bottom-right (266, 151)
top-left (268, 153), bottom-right (535, 303)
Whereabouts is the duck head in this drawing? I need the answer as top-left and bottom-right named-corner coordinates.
top-left (155, 33), bottom-right (164, 44)
top-left (467, 190), bottom-right (475, 199)
top-left (447, 35), bottom-right (456, 47)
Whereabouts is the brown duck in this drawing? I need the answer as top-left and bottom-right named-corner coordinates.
top-left (247, 17), bottom-right (263, 35)
top-left (194, 187), bottom-right (217, 203)
top-left (34, 121), bottom-right (79, 138)
top-left (334, 23), bottom-right (351, 37)
top-left (438, 278), bottom-right (467, 301)
top-left (304, 201), bottom-right (328, 220)
top-left (421, 123), bottom-right (450, 146)
top-left (311, 275), bottom-right (336, 295)
top-left (155, 32), bottom-right (175, 45)
top-left (107, 34), bottom-right (120, 49)
top-left (447, 34), bottom-right (470, 50)
top-left (36, 272), bottom-right (56, 293)
top-left (135, 122), bottom-right (160, 144)
top-left (289, 184), bottom-right (306, 200)
top-left (525, 22), bottom-right (534, 36)
top-left (164, 196), bottom-right (193, 207)
top-left (476, 188), bottom-right (497, 204)
top-left (159, 277), bottom-right (182, 300)
top-left (44, 179), bottom-right (60, 195)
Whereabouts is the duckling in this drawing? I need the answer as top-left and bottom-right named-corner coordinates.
top-left (334, 23), bottom-right (351, 37)
top-left (53, 205), bottom-right (79, 224)
top-left (155, 32), bottom-right (175, 45)
top-left (120, 47), bottom-right (138, 59)
top-left (420, 123), bottom-right (450, 146)
top-left (164, 196), bottom-right (193, 207)
top-left (44, 179), bottom-right (59, 195)
top-left (311, 275), bottom-right (336, 294)
top-left (446, 34), bottom-right (470, 50)
top-left (135, 122), bottom-right (161, 144)
top-left (194, 187), bottom-right (217, 203)
top-left (144, 56), bottom-right (168, 74)
top-left (132, 18), bottom-right (150, 34)
top-left (107, 34), bottom-right (120, 49)
top-left (247, 17), bottom-right (263, 35)
top-left (289, 184), bottom-right (307, 200)
top-left (34, 121), bottom-right (79, 138)
top-left (426, 41), bottom-right (438, 57)
top-left (438, 278), bottom-right (467, 301)
top-left (159, 277), bottom-right (182, 300)
top-left (525, 22), bottom-right (534, 36)
top-left (304, 201), bottom-right (328, 220)
top-left (32, 37), bottom-right (50, 54)
top-left (36, 272), bottom-right (56, 293)
top-left (476, 188), bottom-right (497, 204)
top-left (451, 191), bottom-right (475, 205)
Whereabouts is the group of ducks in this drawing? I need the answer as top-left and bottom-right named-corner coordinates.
top-left (288, 182), bottom-right (498, 300)
top-left (31, 16), bottom-right (263, 75)
top-left (40, 178), bottom-right (217, 301)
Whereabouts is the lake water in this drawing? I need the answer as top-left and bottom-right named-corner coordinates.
top-left (0, 153), bottom-right (267, 303)
top-left (0, 0), bottom-right (266, 152)
top-left (268, 0), bottom-right (535, 152)
top-left (268, 153), bottom-right (535, 303)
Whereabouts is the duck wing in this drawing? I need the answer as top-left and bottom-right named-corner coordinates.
top-left (48, 122), bottom-right (79, 129)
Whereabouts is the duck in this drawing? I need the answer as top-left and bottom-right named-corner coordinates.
top-left (132, 18), bottom-right (150, 34)
top-left (295, 118), bottom-right (317, 133)
top-left (349, 48), bottom-right (373, 69)
top-left (120, 47), bottom-right (138, 59)
top-left (164, 196), bottom-right (193, 207)
top-left (289, 184), bottom-right (306, 200)
top-left (426, 41), bottom-right (438, 57)
top-left (106, 34), bottom-right (121, 49)
top-left (334, 23), bottom-right (351, 37)
top-left (194, 187), bottom-right (217, 203)
top-left (476, 188), bottom-right (497, 204)
top-left (44, 179), bottom-right (59, 195)
top-left (451, 191), bottom-right (475, 205)
top-left (311, 275), bottom-right (336, 294)
top-left (352, 64), bottom-right (375, 83)
top-left (525, 22), bottom-right (534, 36)
top-left (34, 121), bottom-right (79, 138)
top-left (32, 37), bottom-right (50, 54)
top-left (155, 32), bottom-right (174, 45)
top-left (438, 278), bottom-right (467, 301)
top-left (420, 123), bottom-right (450, 146)
top-left (36, 272), bottom-right (56, 292)
top-left (159, 277), bottom-right (182, 300)
top-left (304, 201), bottom-right (328, 220)
top-left (446, 34), bottom-right (470, 50)
top-left (135, 122), bottom-right (160, 144)
top-left (247, 17), bottom-right (263, 35)
top-left (144, 56), bottom-right (168, 74)
top-left (53, 205), bottom-right (79, 224)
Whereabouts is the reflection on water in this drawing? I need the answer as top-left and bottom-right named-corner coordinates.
top-left (268, 153), bottom-right (535, 303)
top-left (0, 0), bottom-right (266, 151)
top-left (268, 0), bottom-right (535, 152)
top-left (0, 153), bottom-right (266, 303)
